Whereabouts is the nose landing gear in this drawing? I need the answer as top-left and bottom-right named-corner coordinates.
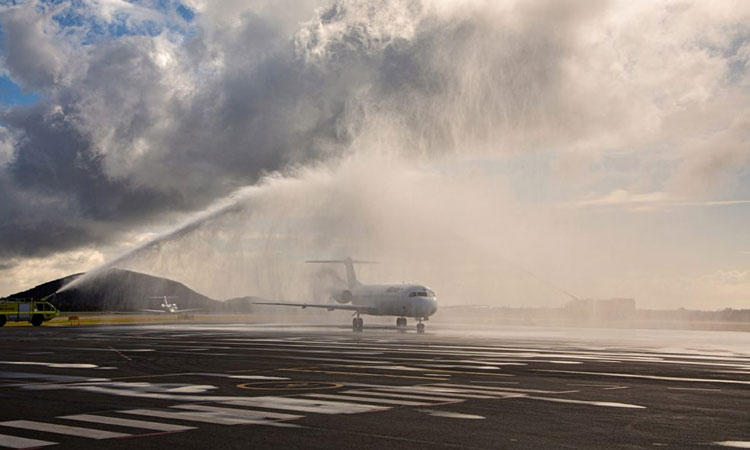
top-left (396, 317), bottom-right (407, 327)
top-left (416, 317), bottom-right (425, 334)
top-left (352, 312), bottom-right (364, 332)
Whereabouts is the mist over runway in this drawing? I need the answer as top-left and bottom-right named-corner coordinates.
top-left (0, 323), bottom-right (748, 449)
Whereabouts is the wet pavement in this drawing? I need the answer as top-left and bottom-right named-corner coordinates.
top-left (0, 323), bottom-right (748, 449)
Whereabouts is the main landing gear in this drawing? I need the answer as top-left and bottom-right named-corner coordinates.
top-left (396, 317), bottom-right (407, 327)
top-left (352, 312), bottom-right (364, 332)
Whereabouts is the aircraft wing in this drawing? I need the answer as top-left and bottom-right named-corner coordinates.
top-left (139, 309), bottom-right (168, 313)
top-left (254, 301), bottom-right (376, 314)
top-left (175, 308), bottom-right (202, 313)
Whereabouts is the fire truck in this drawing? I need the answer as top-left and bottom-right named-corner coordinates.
top-left (0, 296), bottom-right (59, 327)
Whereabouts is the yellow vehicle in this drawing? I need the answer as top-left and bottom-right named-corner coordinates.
top-left (0, 296), bottom-right (60, 327)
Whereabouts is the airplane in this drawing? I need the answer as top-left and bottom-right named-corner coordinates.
top-left (254, 258), bottom-right (438, 333)
top-left (140, 296), bottom-right (202, 314)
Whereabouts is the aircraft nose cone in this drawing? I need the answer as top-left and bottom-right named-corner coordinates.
top-left (429, 298), bottom-right (438, 316)
top-left (419, 298), bottom-right (438, 317)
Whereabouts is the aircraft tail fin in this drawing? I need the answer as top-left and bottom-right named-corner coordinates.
top-left (306, 258), bottom-right (378, 289)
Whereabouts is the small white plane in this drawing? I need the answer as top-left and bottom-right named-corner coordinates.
top-left (254, 258), bottom-right (438, 333)
top-left (140, 296), bottom-right (202, 314)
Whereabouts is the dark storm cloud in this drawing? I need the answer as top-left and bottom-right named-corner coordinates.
top-left (0, 102), bottom-right (185, 257)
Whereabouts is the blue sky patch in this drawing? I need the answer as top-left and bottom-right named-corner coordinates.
top-left (0, 75), bottom-right (40, 106)
top-left (176, 3), bottom-right (194, 22)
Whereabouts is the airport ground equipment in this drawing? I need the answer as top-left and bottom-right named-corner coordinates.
top-left (0, 297), bottom-right (60, 327)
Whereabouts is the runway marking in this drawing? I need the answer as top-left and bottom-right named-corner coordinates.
top-left (0, 371), bottom-right (111, 385)
top-left (417, 409), bottom-right (485, 420)
top-left (280, 367), bottom-right (448, 381)
top-left (715, 441), bottom-right (750, 448)
top-left (223, 396), bottom-right (389, 415)
top-left (171, 404), bottom-right (301, 421)
top-left (119, 409), bottom-right (266, 425)
top-left (343, 390), bottom-right (466, 403)
top-left (0, 420), bottom-right (131, 439)
top-left (367, 386), bottom-right (500, 399)
top-left (337, 365), bottom-right (516, 378)
top-left (193, 373), bottom-right (289, 381)
top-left (433, 383), bottom-right (578, 394)
top-left (666, 387), bottom-right (722, 392)
top-left (108, 347), bottom-right (132, 361)
top-left (0, 362), bottom-right (99, 369)
top-left (300, 393), bottom-right (433, 406)
top-left (536, 369), bottom-right (750, 385)
top-left (520, 396), bottom-right (646, 409)
top-left (0, 433), bottom-right (57, 449)
top-left (60, 414), bottom-right (195, 432)
top-left (236, 381), bottom-right (341, 391)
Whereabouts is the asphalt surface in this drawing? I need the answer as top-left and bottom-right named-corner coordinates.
top-left (0, 322), bottom-right (749, 449)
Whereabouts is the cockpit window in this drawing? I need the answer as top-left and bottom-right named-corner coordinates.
top-left (409, 290), bottom-right (435, 297)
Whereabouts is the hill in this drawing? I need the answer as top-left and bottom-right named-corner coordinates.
top-left (3, 268), bottom-right (248, 312)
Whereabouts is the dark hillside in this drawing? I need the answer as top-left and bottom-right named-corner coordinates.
top-left (5, 268), bottom-right (226, 312)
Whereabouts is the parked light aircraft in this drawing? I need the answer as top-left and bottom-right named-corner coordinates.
top-left (254, 258), bottom-right (438, 333)
top-left (140, 296), bottom-right (202, 314)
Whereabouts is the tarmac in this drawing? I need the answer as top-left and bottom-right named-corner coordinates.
top-left (0, 321), bottom-right (749, 449)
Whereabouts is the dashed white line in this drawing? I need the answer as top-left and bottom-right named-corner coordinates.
top-left (0, 420), bottom-right (131, 439)
top-left (171, 404), bottom-right (301, 421)
top-left (666, 387), bottom-right (722, 392)
top-left (343, 390), bottom-right (465, 403)
top-left (522, 396), bottom-right (646, 409)
top-left (223, 397), bottom-right (389, 415)
top-left (0, 433), bottom-right (56, 449)
top-left (61, 414), bottom-right (195, 432)
top-left (119, 409), bottom-right (260, 425)
top-left (301, 393), bottom-right (433, 406)
top-left (536, 369), bottom-right (750, 385)
top-left (433, 383), bottom-right (578, 394)
top-left (715, 441), bottom-right (750, 448)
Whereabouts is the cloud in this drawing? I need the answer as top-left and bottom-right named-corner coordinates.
top-left (573, 189), bottom-right (750, 210)
top-left (0, 3), bottom-right (67, 91)
top-left (0, 0), bottom-right (748, 306)
top-left (574, 190), bottom-right (674, 209)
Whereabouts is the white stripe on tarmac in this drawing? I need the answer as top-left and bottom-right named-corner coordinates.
top-left (300, 393), bottom-right (432, 406)
top-left (171, 405), bottom-right (301, 421)
top-left (369, 386), bottom-right (499, 399)
top-left (523, 396), bottom-right (645, 409)
top-left (343, 390), bottom-right (465, 403)
top-left (0, 433), bottom-right (56, 449)
top-left (0, 420), bottom-right (130, 440)
top-left (119, 409), bottom-right (259, 425)
top-left (60, 414), bottom-right (195, 432)
top-left (223, 397), bottom-right (389, 415)
top-left (433, 383), bottom-right (576, 394)
top-left (535, 369), bottom-right (750, 386)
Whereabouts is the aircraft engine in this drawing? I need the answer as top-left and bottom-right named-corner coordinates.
top-left (331, 289), bottom-right (353, 304)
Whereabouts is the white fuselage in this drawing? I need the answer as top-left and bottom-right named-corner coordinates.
top-left (349, 284), bottom-right (438, 319)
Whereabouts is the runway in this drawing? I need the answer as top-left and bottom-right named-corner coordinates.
top-left (0, 323), bottom-right (748, 449)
